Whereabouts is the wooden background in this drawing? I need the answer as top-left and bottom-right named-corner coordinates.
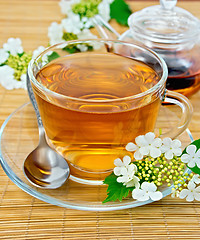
top-left (0, 0), bottom-right (200, 239)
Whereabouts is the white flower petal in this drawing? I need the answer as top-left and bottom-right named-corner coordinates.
top-left (20, 74), bottom-right (26, 83)
top-left (0, 49), bottom-right (9, 64)
top-left (125, 142), bottom-right (137, 152)
top-left (192, 175), bottom-right (200, 184)
top-left (187, 159), bottom-right (196, 168)
top-left (125, 176), bottom-right (140, 188)
top-left (196, 149), bottom-right (200, 157)
top-left (59, 0), bottom-right (80, 15)
top-left (113, 167), bottom-right (121, 176)
top-left (188, 180), bottom-right (196, 190)
top-left (140, 182), bottom-right (154, 191)
top-left (138, 194), bottom-right (149, 202)
top-left (62, 14), bottom-right (83, 34)
top-left (147, 182), bottom-right (157, 192)
top-left (186, 145), bottom-right (197, 156)
top-left (98, 0), bottom-right (111, 22)
top-left (132, 189), bottom-right (149, 201)
top-left (32, 46), bottom-right (46, 60)
top-left (150, 147), bottom-right (161, 158)
top-left (120, 167), bottom-right (128, 176)
top-left (128, 164), bottom-right (137, 176)
top-left (152, 138), bottom-right (162, 147)
top-left (186, 192), bottom-right (194, 202)
top-left (163, 137), bottom-right (172, 146)
top-left (196, 160), bottom-right (200, 169)
top-left (48, 22), bottom-right (63, 45)
top-left (145, 132), bottom-right (155, 143)
top-left (139, 146), bottom-right (149, 155)
top-left (173, 139), bottom-right (181, 148)
top-left (114, 158), bottom-right (123, 167)
top-left (195, 186), bottom-right (200, 193)
top-left (179, 189), bottom-right (189, 199)
top-left (3, 38), bottom-right (23, 55)
top-left (181, 154), bottom-right (189, 163)
top-left (149, 191), bottom-right (163, 201)
top-left (173, 148), bottom-right (182, 156)
top-left (123, 155), bottom-right (131, 166)
top-left (165, 150), bottom-right (173, 160)
top-left (135, 135), bottom-right (148, 147)
top-left (117, 175), bottom-right (128, 183)
top-left (194, 192), bottom-right (200, 201)
top-left (134, 150), bottom-right (143, 160)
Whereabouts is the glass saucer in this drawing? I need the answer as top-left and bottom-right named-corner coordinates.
top-left (0, 103), bottom-right (193, 211)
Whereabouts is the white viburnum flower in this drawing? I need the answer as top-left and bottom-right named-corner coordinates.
top-left (77, 29), bottom-right (98, 39)
top-left (171, 188), bottom-right (180, 198)
top-left (126, 132), bottom-right (162, 160)
top-left (116, 163), bottom-right (138, 184)
top-left (19, 74), bottom-right (27, 90)
top-left (48, 22), bottom-right (63, 45)
top-left (113, 156), bottom-right (139, 187)
top-left (98, 0), bottom-right (111, 22)
top-left (161, 137), bottom-right (182, 160)
top-left (32, 46), bottom-right (52, 66)
top-left (59, 0), bottom-right (80, 16)
top-left (32, 46), bottom-right (46, 60)
top-left (179, 180), bottom-right (200, 202)
top-left (76, 44), bottom-right (88, 52)
top-left (0, 49), bottom-right (9, 64)
top-left (125, 173), bottom-right (140, 188)
top-left (81, 17), bottom-right (94, 29)
top-left (20, 73), bottom-right (26, 82)
top-left (77, 29), bottom-right (100, 50)
top-left (181, 145), bottom-right (200, 168)
top-left (0, 65), bottom-right (15, 89)
top-left (0, 65), bottom-right (26, 90)
top-left (132, 182), bottom-right (163, 202)
top-left (191, 174), bottom-right (200, 184)
top-left (62, 14), bottom-right (83, 34)
top-left (3, 38), bottom-right (23, 56)
top-left (114, 155), bottom-right (131, 176)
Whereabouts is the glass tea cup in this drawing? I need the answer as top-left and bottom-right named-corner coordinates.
top-left (28, 39), bottom-right (193, 184)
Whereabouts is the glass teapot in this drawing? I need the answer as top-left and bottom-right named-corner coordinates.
top-left (94, 0), bottom-right (200, 97)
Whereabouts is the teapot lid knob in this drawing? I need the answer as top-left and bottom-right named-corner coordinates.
top-left (160, 0), bottom-right (177, 10)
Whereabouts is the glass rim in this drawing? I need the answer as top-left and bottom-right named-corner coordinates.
top-left (28, 39), bottom-right (168, 103)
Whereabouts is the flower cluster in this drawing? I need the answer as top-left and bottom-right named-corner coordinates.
top-left (0, 38), bottom-right (50, 90)
top-left (47, 0), bottom-right (113, 47)
top-left (125, 132), bottom-right (182, 160)
top-left (59, 0), bottom-right (112, 27)
top-left (0, 38), bottom-right (32, 90)
top-left (104, 132), bottom-right (200, 203)
top-left (114, 156), bottom-right (140, 188)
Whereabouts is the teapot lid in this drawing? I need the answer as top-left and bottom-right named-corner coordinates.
top-left (128, 0), bottom-right (200, 44)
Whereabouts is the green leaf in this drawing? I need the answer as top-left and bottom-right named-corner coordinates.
top-left (47, 52), bottom-right (60, 62)
top-left (103, 173), bottom-right (133, 203)
top-left (62, 46), bottom-right (79, 54)
top-left (110, 0), bottom-right (132, 26)
top-left (18, 52), bottom-right (25, 57)
top-left (181, 139), bottom-right (200, 175)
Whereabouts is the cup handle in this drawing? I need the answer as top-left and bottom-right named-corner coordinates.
top-left (160, 90), bottom-right (193, 139)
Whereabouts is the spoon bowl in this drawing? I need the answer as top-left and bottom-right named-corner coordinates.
top-left (23, 73), bottom-right (70, 189)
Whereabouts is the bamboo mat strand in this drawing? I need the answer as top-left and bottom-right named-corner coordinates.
top-left (0, 0), bottom-right (200, 239)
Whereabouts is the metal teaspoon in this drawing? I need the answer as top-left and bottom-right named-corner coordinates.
top-left (23, 73), bottom-right (70, 189)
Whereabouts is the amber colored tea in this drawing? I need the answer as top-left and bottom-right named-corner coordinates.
top-left (34, 52), bottom-right (161, 180)
top-left (167, 60), bottom-right (200, 97)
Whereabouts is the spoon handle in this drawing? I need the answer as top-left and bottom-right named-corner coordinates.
top-left (26, 73), bottom-right (43, 128)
